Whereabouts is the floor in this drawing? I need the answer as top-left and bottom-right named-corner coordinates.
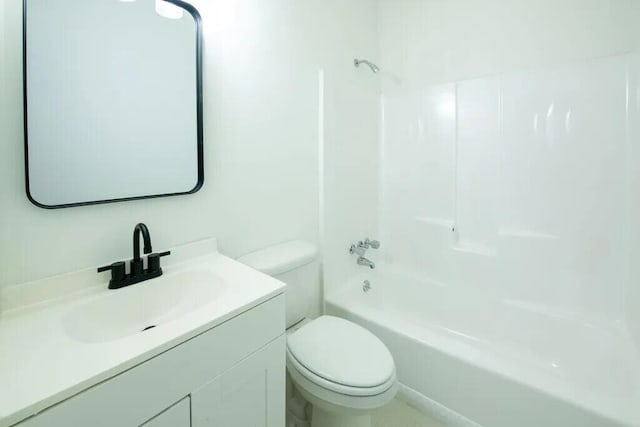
top-left (372, 399), bottom-right (446, 427)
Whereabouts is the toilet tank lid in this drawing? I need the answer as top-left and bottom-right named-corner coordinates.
top-left (237, 240), bottom-right (318, 276)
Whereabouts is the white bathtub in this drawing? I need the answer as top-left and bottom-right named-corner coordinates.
top-left (325, 269), bottom-right (640, 427)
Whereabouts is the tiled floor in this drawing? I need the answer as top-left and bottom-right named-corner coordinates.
top-left (372, 399), bottom-right (446, 427)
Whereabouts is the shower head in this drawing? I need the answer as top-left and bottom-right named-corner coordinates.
top-left (354, 58), bottom-right (380, 73)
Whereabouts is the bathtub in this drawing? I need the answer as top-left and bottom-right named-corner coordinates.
top-left (325, 269), bottom-right (640, 427)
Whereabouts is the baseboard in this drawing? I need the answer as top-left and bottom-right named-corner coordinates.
top-left (397, 383), bottom-right (483, 427)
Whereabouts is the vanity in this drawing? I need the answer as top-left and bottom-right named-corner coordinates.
top-left (0, 239), bottom-right (286, 427)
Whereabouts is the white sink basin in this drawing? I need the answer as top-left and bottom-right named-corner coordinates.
top-left (62, 269), bottom-right (227, 343)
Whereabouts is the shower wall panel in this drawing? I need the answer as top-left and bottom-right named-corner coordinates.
top-left (380, 53), bottom-right (638, 316)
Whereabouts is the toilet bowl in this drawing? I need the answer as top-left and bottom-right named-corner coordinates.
top-left (287, 315), bottom-right (397, 427)
top-left (238, 241), bottom-right (398, 427)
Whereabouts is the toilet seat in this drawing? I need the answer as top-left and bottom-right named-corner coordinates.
top-left (286, 316), bottom-right (396, 397)
top-left (287, 348), bottom-right (396, 397)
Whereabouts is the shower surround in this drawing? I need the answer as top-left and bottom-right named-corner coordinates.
top-left (375, 50), bottom-right (640, 426)
top-left (325, 52), bottom-right (640, 427)
top-left (324, 2), bottom-right (640, 425)
top-left (381, 52), bottom-right (640, 318)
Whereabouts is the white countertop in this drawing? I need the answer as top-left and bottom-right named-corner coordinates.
top-left (0, 239), bottom-right (285, 427)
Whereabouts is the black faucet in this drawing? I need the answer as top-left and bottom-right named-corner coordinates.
top-left (98, 223), bottom-right (171, 289)
top-left (131, 223), bottom-right (152, 277)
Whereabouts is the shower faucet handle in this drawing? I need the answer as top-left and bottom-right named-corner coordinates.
top-left (349, 238), bottom-right (380, 255)
top-left (364, 238), bottom-right (380, 249)
top-left (350, 242), bottom-right (366, 256)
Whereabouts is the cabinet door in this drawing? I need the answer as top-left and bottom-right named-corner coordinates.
top-left (140, 397), bottom-right (190, 427)
top-left (191, 336), bottom-right (285, 427)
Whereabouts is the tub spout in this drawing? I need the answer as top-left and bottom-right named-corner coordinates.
top-left (357, 256), bottom-right (375, 269)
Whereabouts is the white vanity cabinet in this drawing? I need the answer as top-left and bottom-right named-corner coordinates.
top-left (14, 296), bottom-right (285, 427)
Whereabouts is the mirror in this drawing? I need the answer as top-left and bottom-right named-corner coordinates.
top-left (24, 0), bottom-right (203, 208)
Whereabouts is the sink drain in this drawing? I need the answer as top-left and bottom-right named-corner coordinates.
top-left (141, 325), bottom-right (157, 332)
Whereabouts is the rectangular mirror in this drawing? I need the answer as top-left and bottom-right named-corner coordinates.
top-left (24, 0), bottom-right (203, 208)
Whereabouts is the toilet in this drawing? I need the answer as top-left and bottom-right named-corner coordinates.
top-left (238, 241), bottom-right (397, 427)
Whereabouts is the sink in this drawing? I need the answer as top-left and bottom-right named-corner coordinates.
top-left (62, 269), bottom-right (227, 343)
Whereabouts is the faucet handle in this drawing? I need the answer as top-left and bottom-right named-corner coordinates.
top-left (365, 238), bottom-right (380, 249)
top-left (147, 251), bottom-right (171, 274)
top-left (349, 243), bottom-right (366, 256)
top-left (97, 261), bottom-right (126, 282)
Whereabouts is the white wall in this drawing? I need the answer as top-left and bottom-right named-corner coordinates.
top-left (378, 0), bottom-right (640, 322)
top-left (0, 0), bottom-right (378, 291)
top-left (380, 0), bottom-right (640, 89)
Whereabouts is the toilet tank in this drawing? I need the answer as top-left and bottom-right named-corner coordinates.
top-left (237, 241), bottom-right (319, 328)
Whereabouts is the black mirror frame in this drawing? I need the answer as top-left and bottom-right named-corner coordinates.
top-left (22, 0), bottom-right (204, 209)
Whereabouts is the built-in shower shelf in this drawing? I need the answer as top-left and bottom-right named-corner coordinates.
top-left (498, 228), bottom-right (558, 240)
top-left (451, 241), bottom-right (497, 257)
top-left (415, 216), bottom-right (455, 229)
